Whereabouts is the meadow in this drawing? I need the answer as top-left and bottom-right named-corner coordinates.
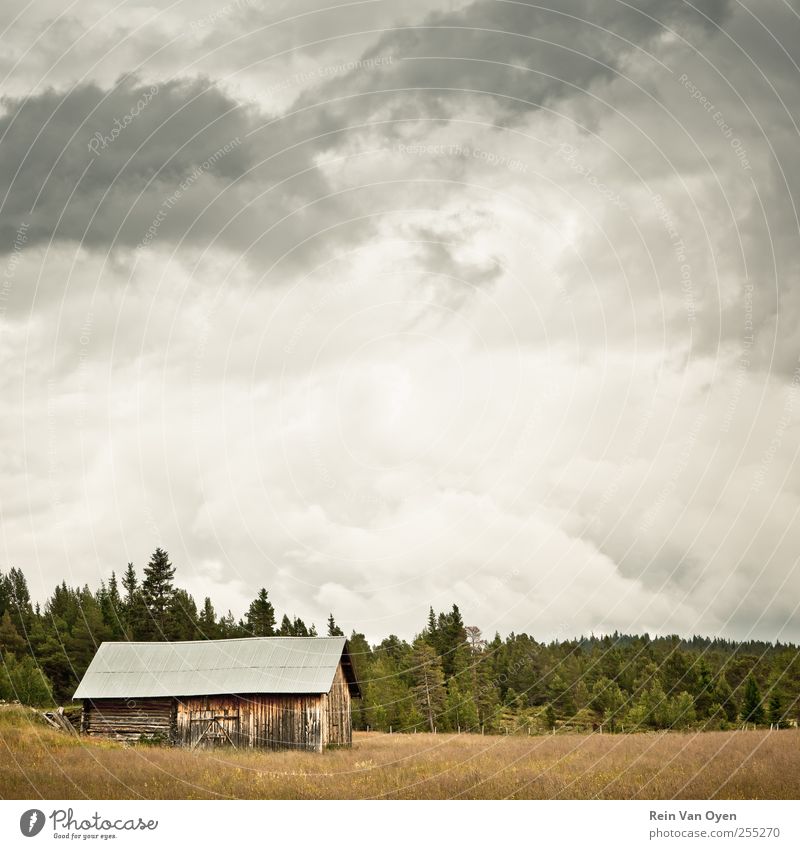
top-left (0, 707), bottom-right (797, 800)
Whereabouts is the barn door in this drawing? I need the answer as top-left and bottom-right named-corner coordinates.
top-left (189, 708), bottom-right (240, 749)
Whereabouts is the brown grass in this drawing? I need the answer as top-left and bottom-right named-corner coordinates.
top-left (1, 707), bottom-right (797, 799)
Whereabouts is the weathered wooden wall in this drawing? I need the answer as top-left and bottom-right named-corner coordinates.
top-left (322, 662), bottom-right (352, 747)
top-left (81, 661), bottom-right (355, 751)
top-left (82, 698), bottom-right (176, 743)
top-left (176, 693), bottom-right (325, 751)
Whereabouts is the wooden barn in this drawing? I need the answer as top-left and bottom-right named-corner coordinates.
top-left (73, 636), bottom-right (360, 751)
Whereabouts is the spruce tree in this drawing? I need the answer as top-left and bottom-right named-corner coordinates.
top-left (245, 589), bottom-right (276, 636)
top-left (68, 590), bottom-right (111, 679)
top-left (170, 589), bottom-right (199, 640)
top-left (121, 563), bottom-right (137, 606)
top-left (140, 548), bottom-right (176, 639)
top-left (0, 610), bottom-right (26, 656)
top-left (6, 567), bottom-right (33, 636)
top-left (768, 692), bottom-right (784, 728)
top-left (410, 639), bottom-right (447, 732)
top-left (741, 675), bottom-right (764, 725)
top-left (198, 597), bottom-right (219, 638)
top-left (327, 613), bottom-right (344, 636)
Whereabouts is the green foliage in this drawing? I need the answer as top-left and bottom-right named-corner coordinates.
top-left (244, 589), bottom-right (276, 636)
top-left (140, 548), bottom-right (177, 639)
top-left (0, 562), bottom-right (797, 736)
top-left (741, 675), bottom-right (765, 725)
top-left (0, 653), bottom-right (53, 705)
top-left (410, 639), bottom-right (447, 731)
top-left (327, 614), bottom-right (344, 637)
top-left (768, 691), bottom-right (785, 728)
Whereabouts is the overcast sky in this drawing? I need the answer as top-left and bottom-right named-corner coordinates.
top-left (1, 0), bottom-right (799, 643)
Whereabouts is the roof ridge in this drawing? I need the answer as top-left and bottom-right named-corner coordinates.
top-left (100, 636), bottom-right (345, 646)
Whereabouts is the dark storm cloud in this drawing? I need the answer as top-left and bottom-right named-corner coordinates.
top-left (0, 76), bottom-right (252, 252)
top-left (301, 0), bottom-right (733, 128)
top-left (0, 0), bottom-right (734, 264)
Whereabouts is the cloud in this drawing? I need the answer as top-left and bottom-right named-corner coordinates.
top-left (0, 76), bottom-right (252, 250)
top-left (3, 0), bottom-right (800, 645)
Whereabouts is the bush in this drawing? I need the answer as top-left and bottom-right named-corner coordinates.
top-left (0, 653), bottom-right (54, 706)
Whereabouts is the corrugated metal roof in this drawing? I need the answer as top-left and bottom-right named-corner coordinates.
top-left (73, 637), bottom-right (348, 699)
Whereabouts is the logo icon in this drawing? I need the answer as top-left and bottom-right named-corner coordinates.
top-left (19, 809), bottom-right (46, 837)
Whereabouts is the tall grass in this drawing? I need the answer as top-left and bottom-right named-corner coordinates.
top-left (0, 706), bottom-right (796, 799)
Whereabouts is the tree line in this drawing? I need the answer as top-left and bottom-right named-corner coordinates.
top-left (0, 550), bottom-right (798, 734)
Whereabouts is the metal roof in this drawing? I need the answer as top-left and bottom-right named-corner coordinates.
top-left (73, 637), bottom-right (356, 700)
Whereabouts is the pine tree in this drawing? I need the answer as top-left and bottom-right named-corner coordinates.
top-left (198, 597), bottom-right (219, 639)
top-left (68, 590), bottom-right (111, 679)
top-left (245, 589), bottom-right (276, 636)
top-left (327, 613), bottom-right (344, 636)
top-left (591, 676), bottom-right (626, 732)
top-left (741, 675), bottom-right (764, 725)
top-left (768, 691), bottom-right (784, 728)
top-left (410, 640), bottom-right (447, 732)
top-left (424, 607), bottom-right (438, 650)
top-left (445, 677), bottom-right (479, 732)
top-left (0, 570), bottom-right (10, 619)
top-left (667, 691), bottom-right (696, 729)
top-left (170, 589), bottom-right (199, 640)
top-left (218, 610), bottom-right (239, 637)
top-left (108, 571), bottom-right (121, 608)
top-left (6, 567), bottom-right (33, 636)
top-left (0, 610), bottom-right (26, 657)
top-left (0, 655), bottom-right (53, 705)
top-left (120, 562), bottom-right (145, 639)
top-left (548, 672), bottom-right (576, 717)
top-left (140, 548), bottom-right (176, 639)
top-left (714, 676), bottom-right (739, 722)
top-left (97, 575), bottom-right (124, 639)
top-left (693, 659), bottom-right (715, 718)
top-left (121, 563), bottom-right (137, 606)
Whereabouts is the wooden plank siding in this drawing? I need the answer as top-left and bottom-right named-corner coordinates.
top-left (81, 660), bottom-right (355, 752)
top-left (175, 694), bottom-right (325, 751)
top-left (82, 697), bottom-right (176, 743)
top-left (322, 662), bottom-right (352, 747)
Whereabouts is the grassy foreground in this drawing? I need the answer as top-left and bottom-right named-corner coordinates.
top-left (0, 707), bottom-right (797, 799)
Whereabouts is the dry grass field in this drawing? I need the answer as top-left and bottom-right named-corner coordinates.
top-left (0, 707), bottom-right (797, 799)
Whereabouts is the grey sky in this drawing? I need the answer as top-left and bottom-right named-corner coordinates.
top-left (1, 0), bottom-right (799, 642)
